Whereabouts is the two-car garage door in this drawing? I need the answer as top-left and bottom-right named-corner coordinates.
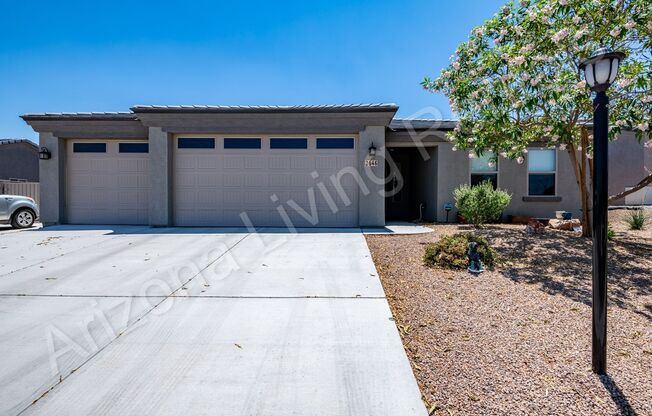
top-left (65, 136), bottom-right (360, 227)
top-left (173, 136), bottom-right (359, 227)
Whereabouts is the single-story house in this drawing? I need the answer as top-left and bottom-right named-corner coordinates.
top-left (0, 139), bottom-right (39, 182)
top-left (21, 104), bottom-right (649, 227)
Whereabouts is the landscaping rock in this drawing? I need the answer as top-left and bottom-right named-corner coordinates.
top-left (549, 218), bottom-right (581, 231)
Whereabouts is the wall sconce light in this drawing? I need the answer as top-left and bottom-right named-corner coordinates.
top-left (39, 147), bottom-right (51, 160)
top-left (368, 143), bottom-right (377, 157)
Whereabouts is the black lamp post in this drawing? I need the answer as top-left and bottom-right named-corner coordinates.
top-left (579, 47), bottom-right (625, 375)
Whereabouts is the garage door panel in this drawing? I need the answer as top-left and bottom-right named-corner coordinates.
top-left (174, 136), bottom-right (358, 227)
top-left (244, 156), bottom-right (267, 169)
top-left (197, 173), bottom-right (222, 187)
top-left (197, 155), bottom-right (222, 169)
top-left (291, 157), bottom-right (314, 170)
top-left (245, 175), bottom-right (268, 187)
top-left (243, 191), bottom-right (271, 205)
top-left (223, 174), bottom-right (244, 187)
top-left (66, 141), bottom-right (149, 225)
top-left (177, 155), bottom-right (198, 170)
top-left (224, 157), bottom-right (244, 169)
top-left (269, 174), bottom-right (291, 187)
top-left (269, 156), bottom-right (291, 169)
top-left (197, 191), bottom-right (222, 205)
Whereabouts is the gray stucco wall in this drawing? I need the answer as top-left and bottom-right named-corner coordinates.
top-left (0, 142), bottom-right (39, 181)
top-left (500, 149), bottom-right (581, 219)
top-left (435, 143), bottom-right (469, 222)
top-left (38, 133), bottom-right (65, 224)
top-left (358, 126), bottom-right (386, 227)
top-left (148, 127), bottom-right (173, 226)
top-left (608, 130), bottom-right (650, 205)
top-left (433, 142), bottom-right (583, 221)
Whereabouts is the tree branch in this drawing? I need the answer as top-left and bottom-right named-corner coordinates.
top-left (609, 173), bottom-right (652, 202)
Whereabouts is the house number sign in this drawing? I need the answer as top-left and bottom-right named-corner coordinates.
top-left (364, 159), bottom-right (379, 167)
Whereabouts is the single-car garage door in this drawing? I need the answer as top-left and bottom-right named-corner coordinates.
top-left (66, 140), bottom-right (149, 224)
top-left (174, 135), bottom-right (359, 227)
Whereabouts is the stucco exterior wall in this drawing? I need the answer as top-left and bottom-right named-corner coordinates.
top-left (0, 142), bottom-right (39, 182)
top-left (358, 126), bottom-right (386, 226)
top-left (38, 133), bottom-right (65, 224)
top-left (435, 143), bottom-right (469, 222)
top-left (608, 130), bottom-right (650, 205)
top-left (433, 142), bottom-right (583, 221)
top-left (148, 127), bottom-right (173, 226)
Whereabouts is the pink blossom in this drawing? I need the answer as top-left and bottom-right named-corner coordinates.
top-left (637, 122), bottom-right (649, 131)
top-left (625, 21), bottom-right (636, 30)
top-left (552, 29), bottom-right (569, 43)
top-left (610, 27), bottom-right (621, 37)
top-left (516, 156), bottom-right (525, 164)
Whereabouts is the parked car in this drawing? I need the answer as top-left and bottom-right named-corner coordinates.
top-left (0, 195), bottom-right (39, 228)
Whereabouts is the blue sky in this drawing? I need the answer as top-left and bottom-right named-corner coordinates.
top-left (1, 0), bottom-right (504, 141)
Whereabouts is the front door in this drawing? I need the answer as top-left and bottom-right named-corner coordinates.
top-left (385, 151), bottom-right (412, 221)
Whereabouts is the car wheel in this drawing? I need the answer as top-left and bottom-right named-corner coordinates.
top-left (11, 209), bottom-right (35, 229)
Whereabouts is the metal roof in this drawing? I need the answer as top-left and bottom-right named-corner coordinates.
top-left (389, 118), bottom-right (458, 131)
top-left (130, 104), bottom-right (399, 113)
top-left (20, 112), bottom-right (138, 121)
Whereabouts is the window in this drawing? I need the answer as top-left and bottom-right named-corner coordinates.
top-left (178, 138), bottom-right (215, 149)
top-left (316, 138), bottom-right (354, 149)
top-left (73, 143), bottom-right (106, 153)
top-left (119, 143), bottom-right (149, 153)
top-left (528, 149), bottom-right (556, 196)
top-left (470, 152), bottom-right (498, 189)
top-left (224, 138), bottom-right (261, 149)
top-left (270, 138), bottom-right (308, 149)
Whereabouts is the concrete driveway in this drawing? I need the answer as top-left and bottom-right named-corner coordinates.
top-left (0, 226), bottom-right (426, 416)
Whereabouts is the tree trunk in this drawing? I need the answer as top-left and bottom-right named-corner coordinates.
top-left (568, 139), bottom-right (592, 238)
top-left (609, 172), bottom-right (652, 202)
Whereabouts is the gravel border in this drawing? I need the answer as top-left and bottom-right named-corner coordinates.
top-left (366, 221), bottom-right (651, 415)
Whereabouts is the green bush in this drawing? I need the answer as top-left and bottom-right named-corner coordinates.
top-left (454, 181), bottom-right (511, 226)
top-left (424, 233), bottom-right (497, 270)
top-left (607, 223), bottom-right (615, 241)
top-left (626, 209), bottom-right (646, 230)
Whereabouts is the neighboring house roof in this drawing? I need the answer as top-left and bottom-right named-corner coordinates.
top-left (0, 139), bottom-right (38, 149)
top-left (130, 104), bottom-right (399, 113)
top-left (389, 118), bottom-right (458, 131)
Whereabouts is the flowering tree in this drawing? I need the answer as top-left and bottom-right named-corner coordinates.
top-left (423, 0), bottom-right (651, 236)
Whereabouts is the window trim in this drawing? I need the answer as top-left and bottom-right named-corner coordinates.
top-left (72, 142), bottom-right (107, 153)
top-left (118, 142), bottom-right (149, 153)
top-left (526, 148), bottom-right (558, 197)
top-left (177, 137), bottom-right (216, 149)
top-left (469, 151), bottom-right (499, 188)
top-left (223, 138), bottom-right (262, 150)
top-left (316, 137), bottom-right (355, 150)
top-left (270, 137), bottom-right (308, 150)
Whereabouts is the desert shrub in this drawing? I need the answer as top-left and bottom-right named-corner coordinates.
top-left (607, 224), bottom-right (615, 241)
top-left (626, 209), bottom-right (646, 230)
top-left (454, 181), bottom-right (511, 226)
top-left (424, 232), bottom-right (497, 270)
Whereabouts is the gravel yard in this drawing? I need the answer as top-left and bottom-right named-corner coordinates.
top-left (366, 209), bottom-right (651, 415)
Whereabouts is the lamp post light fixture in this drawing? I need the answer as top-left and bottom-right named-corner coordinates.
top-left (579, 47), bottom-right (625, 375)
top-left (38, 147), bottom-right (51, 160)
